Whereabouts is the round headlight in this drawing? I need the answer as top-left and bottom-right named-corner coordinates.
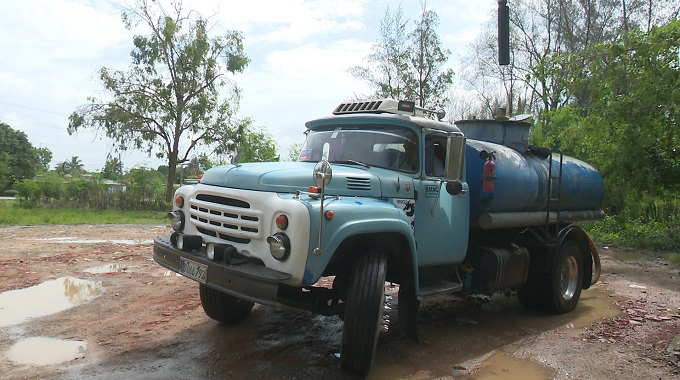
top-left (267, 233), bottom-right (290, 261)
top-left (168, 210), bottom-right (185, 231)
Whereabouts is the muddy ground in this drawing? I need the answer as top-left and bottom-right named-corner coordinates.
top-left (0, 224), bottom-right (678, 380)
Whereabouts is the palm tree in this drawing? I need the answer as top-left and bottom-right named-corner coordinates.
top-left (65, 156), bottom-right (84, 175)
top-left (55, 161), bottom-right (69, 176)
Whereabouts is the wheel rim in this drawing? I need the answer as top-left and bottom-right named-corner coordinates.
top-left (559, 255), bottom-right (579, 301)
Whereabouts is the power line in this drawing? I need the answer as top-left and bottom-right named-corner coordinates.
top-left (0, 101), bottom-right (70, 116)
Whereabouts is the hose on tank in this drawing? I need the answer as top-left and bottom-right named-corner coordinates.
top-left (588, 238), bottom-right (601, 286)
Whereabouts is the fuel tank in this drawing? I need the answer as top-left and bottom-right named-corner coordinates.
top-left (457, 119), bottom-right (605, 226)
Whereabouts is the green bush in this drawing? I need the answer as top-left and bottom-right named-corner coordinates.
top-left (2, 189), bottom-right (17, 197)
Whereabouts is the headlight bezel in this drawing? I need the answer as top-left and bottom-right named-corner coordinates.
top-left (267, 233), bottom-right (291, 261)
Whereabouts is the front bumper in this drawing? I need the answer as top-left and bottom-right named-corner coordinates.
top-left (153, 236), bottom-right (292, 306)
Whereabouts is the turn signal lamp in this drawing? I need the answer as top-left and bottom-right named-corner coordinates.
top-left (275, 214), bottom-right (289, 230)
top-left (308, 186), bottom-right (320, 193)
top-left (324, 210), bottom-right (335, 220)
top-left (175, 195), bottom-right (184, 208)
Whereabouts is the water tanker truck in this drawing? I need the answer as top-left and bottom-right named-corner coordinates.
top-left (153, 98), bottom-right (605, 376)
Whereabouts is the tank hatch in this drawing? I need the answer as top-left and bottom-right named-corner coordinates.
top-left (455, 118), bottom-right (532, 151)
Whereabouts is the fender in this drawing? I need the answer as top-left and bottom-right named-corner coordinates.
top-left (547, 225), bottom-right (600, 289)
top-left (301, 197), bottom-right (419, 292)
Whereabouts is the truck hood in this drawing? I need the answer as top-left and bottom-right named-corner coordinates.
top-left (200, 162), bottom-right (403, 198)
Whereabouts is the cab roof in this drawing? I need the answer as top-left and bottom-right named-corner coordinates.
top-left (306, 99), bottom-right (461, 134)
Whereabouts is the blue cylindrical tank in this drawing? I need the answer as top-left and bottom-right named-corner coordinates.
top-left (465, 138), bottom-right (605, 223)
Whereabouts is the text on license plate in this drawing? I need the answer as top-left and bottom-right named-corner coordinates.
top-left (179, 257), bottom-right (208, 283)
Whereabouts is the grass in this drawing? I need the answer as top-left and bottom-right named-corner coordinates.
top-left (0, 200), bottom-right (168, 226)
top-left (588, 215), bottom-right (680, 266)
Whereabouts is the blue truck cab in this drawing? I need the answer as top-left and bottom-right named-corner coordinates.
top-left (153, 99), bottom-right (604, 376)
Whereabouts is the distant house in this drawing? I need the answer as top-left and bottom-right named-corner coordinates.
top-left (102, 179), bottom-right (127, 193)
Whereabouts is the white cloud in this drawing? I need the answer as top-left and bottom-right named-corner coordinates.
top-left (0, 0), bottom-right (495, 170)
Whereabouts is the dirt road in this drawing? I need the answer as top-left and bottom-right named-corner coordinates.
top-left (0, 224), bottom-right (678, 379)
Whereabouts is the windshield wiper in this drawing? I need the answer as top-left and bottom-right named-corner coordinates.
top-left (331, 159), bottom-right (370, 168)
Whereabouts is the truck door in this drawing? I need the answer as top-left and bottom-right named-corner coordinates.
top-left (414, 133), bottom-right (469, 266)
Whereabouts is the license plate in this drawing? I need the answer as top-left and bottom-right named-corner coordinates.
top-left (179, 257), bottom-right (208, 283)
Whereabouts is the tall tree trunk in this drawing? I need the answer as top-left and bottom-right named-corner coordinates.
top-left (165, 153), bottom-right (177, 203)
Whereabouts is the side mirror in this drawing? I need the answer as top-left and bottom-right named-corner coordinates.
top-left (313, 160), bottom-right (332, 188)
top-left (445, 133), bottom-right (466, 181)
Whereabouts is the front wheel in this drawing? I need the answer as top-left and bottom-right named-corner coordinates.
top-left (340, 250), bottom-right (387, 377)
top-left (199, 284), bottom-right (254, 324)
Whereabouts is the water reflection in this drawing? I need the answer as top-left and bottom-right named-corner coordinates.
top-left (6, 336), bottom-right (86, 365)
top-left (0, 276), bottom-right (103, 327)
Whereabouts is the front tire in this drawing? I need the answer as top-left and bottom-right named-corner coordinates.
top-left (199, 284), bottom-right (254, 324)
top-left (340, 250), bottom-right (387, 377)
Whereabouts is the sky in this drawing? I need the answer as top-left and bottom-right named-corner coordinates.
top-left (0, 0), bottom-right (497, 172)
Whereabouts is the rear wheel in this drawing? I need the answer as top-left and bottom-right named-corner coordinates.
top-left (199, 284), bottom-right (254, 324)
top-left (548, 240), bottom-right (583, 313)
top-left (340, 250), bottom-right (387, 377)
top-left (518, 239), bottom-right (583, 314)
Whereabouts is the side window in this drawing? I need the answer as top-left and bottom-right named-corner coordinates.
top-left (425, 135), bottom-right (447, 177)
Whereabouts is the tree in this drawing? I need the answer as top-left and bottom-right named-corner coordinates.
top-left (102, 154), bottom-right (124, 180)
top-left (461, 0), bottom-right (679, 125)
top-left (235, 123), bottom-right (280, 163)
top-left (36, 147), bottom-right (52, 172)
top-left (348, 5), bottom-right (409, 100)
top-left (0, 122), bottom-right (51, 189)
top-left (286, 142), bottom-right (303, 162)
top-left (560, 20), bottom-right (680, 210)
top-left (65, 156), bottom-right (85, 175)
top-left (348, 3), bottom-right (453, 109)
top-left (68, 0), bottom-right (250, 201)
top-left (403, 4), bottom-right (454, 109)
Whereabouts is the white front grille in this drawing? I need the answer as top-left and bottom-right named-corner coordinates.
top-left (188, 194), bottom-right (262, 243)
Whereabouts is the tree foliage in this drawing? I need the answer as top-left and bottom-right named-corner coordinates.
top-left (557, 20), bottom-right (680, 211)
top-left (403, 5), bottom-right (454, 109)
top-left (68, 0), bottom-right (249, 201)
top-left (349, 3), bottom-right (453, 109)
top-left (348, 5), bottom-right (409, 100)
top-left (102, 154), bottom-right (124, 180)
top-left (461, 0), bottom-right (679, 122)
top-left (234, 122), bottom-right (280, 163)
top-left (0, 122), bottom-right (52, 189)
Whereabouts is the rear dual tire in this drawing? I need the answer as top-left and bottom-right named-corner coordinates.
top-left (518, 240), bottom-right (583, 314)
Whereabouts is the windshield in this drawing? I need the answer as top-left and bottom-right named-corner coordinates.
top-left (297, 125), bottom-right (418, 173)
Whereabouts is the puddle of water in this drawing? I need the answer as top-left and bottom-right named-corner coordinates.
top-left (83, 263), bottom-right (132, 274)
top-left (6, 337), bottom-right (86, 365)
top-left (482, 286), bottom-right (621, 331)
top-left (0, 277), bottom-right (103, 327)
top-left (368, 363), bottom-right (422, 379)
top-left (472, 352), bottom-right (551, 380)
